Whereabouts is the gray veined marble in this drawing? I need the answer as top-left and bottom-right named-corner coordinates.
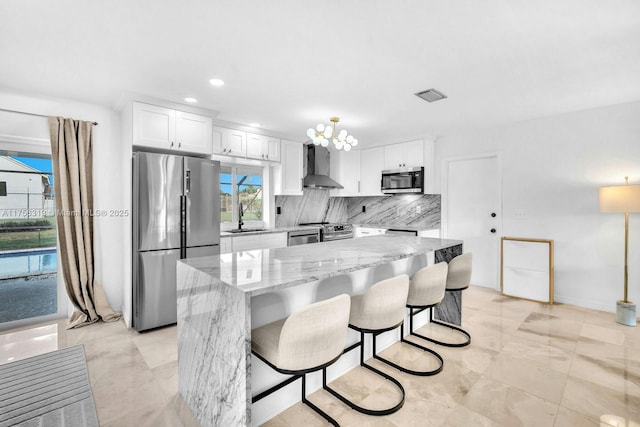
top-left (176, 236), bottom-right (462, 426)
top-left (275, 192), bottom-right (440, 228)
top-left (347, 194), bottom-right (441, 229)
top-left (433, 244), bottom-right (464, 325)
top-left (275, 189), bottom-right (347, 226)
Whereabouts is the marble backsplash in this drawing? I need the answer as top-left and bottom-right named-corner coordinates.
top-left (275, 189), bottom-right (348, 226)
top-left (347, 194), bottom-right (440, 228)
top-left (275, 191), bottom-right (440, 229)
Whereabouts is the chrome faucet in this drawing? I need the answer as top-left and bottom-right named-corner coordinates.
top-left (238, 202), bottom-right (244, 231)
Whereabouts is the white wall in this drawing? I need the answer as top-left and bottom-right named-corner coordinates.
top-left (0, 90), bottom-right (129, 317)
top-left (434, 101), bottom-right (640, 312)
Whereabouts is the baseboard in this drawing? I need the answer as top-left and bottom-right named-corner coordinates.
top-left (553, 295), bottom-right (614, 313)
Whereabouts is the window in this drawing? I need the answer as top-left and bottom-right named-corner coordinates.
top-left (0, 154), bottom-right (58, 325)
top-left (220, 164), bottom-right (263, 227)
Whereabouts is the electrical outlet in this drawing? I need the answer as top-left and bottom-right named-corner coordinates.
top-left (416, 206), bottom-right (422, 214)
top-left (514, 209), bottom-right (529, 219)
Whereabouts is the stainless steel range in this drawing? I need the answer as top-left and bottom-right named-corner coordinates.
top-left (298, 222), bottom-right (353, 242)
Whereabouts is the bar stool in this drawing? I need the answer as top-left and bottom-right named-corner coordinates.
top-left (395, 262), bottom-right (449, 376)
top-left (363, 263), bottom-right (448, 377)
top-left (251, 294), bottom-right (351, 426)
top-left (323, 275), bottom-right (408, 416)
top-left (417, 253), bottom-right (472, 348)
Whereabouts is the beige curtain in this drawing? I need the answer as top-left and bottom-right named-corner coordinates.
top-left (48, 116), bottom-right (121, 329)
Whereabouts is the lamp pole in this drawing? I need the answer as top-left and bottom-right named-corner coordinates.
top-left (624, 176), bottom-right (629, 303)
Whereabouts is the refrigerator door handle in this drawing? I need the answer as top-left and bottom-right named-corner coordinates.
top-left (185, 169), bottom-right (191, 194)
top-left (180, 195), bottom-right (187, 259)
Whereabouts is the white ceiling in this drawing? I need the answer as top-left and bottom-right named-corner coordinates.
top-left (1, 0), bottom-right (639, 147)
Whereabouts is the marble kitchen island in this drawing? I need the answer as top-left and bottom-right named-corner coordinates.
top-left (176, 235), bottom-right (463, 427)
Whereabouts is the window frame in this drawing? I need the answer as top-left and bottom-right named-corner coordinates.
top-left (220, 163), bottom-right (265, 230)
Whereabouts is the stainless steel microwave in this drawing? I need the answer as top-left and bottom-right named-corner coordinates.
top-left (381, 167), bottom-right (424, 194)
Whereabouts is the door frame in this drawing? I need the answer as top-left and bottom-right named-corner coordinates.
top-left (0, 133), bottom-right (68, 330)
top-left (441, 152), bottom-right (503, 288)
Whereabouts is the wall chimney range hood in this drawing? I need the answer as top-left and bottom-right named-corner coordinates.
top-left (303, 144), bottom-right (344, 189)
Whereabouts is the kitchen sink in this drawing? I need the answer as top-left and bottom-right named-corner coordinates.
top-left (228, 228), bottom-right (266, 233)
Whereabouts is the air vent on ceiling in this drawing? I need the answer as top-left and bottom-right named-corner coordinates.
top-left (415, 88), bottom-right (447, 103)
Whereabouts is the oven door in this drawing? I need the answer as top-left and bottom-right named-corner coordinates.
top-left (381, 167), bottom-right (424, 194)
top-left (322, 232), bottom-right (353, 242)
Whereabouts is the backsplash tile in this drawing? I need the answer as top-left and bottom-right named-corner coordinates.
top-left (275, 190), bottom-right (347, 226)
top-left (347, 194), bottom-right (440, 228)
top-left (275, 191), bottom-right (440, 229)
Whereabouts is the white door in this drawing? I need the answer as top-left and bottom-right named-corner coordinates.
top-left (444, 154), bottom-right (501, 289)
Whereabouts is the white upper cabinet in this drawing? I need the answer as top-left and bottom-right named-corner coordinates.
top-left (383, 139), bottom-right (424, 170)
top-left (213, 126), bottom-right (246, 157)
top-left (175, 111), bottom-right (213, 154)
top-left (277, 140), bottom-right (303, 195)
top-left (359, 147), bottom-right (384, 195)
top-left (133, 102), bottom-right (212, 154)
top-left (331, 149), bottom-right (361, 196)
top-left (246, 132), bottom-right (281, 162)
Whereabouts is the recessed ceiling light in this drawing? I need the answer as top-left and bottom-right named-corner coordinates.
top-left (209, 78), bottom-right (225, 87)
top-left (184, 97), bottom-right (198, 103)
top-left (249, 123), bottom-right (260, 128)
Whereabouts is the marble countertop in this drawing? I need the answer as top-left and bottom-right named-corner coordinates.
top-left (353, 223), bottom-right (440, 232)
top-left (220, 225), bottom-right (321, 238)
top-left (179, 235), bottom-right (462, 296)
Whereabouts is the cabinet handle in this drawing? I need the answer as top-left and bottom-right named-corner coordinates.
top-left (178, 142), bottom-right (182, 148)
top-left (265, 154), bottom-right (269, 159)
top-left (261, 154), bottom-right (265, 158)
top-left (171, 141), bottom-right (175, 148)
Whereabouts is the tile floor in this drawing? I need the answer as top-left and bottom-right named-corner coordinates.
top-left (1, 286), bottom-right (639, 426)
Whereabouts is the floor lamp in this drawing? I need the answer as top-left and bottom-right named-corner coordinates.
top-left (599, 177), bottom-right (640, 327)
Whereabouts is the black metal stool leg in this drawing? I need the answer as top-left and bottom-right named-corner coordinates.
top-left (372, 325), bottom-right (444, 376)
top-left (302, 374), bottom-right (340, 426)
top-left (409, 307), bottom-right (471, 348)
top-left (322, 331), bottom-right (406, 416)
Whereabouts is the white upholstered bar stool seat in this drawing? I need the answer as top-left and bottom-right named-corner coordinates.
top-left (323, 275), bottom-right (409, 416)
top-left (251, 294), bottom-right (351, 426)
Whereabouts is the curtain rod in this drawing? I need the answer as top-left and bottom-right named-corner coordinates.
top-left (0, 107), bottom-right (99, 126)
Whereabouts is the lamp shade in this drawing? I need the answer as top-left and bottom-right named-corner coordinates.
top-left (599, 184), bottom-right (640, 213)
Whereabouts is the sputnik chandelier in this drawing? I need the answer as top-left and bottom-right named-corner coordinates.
top-left (306, 117), bottom-right (358, 151)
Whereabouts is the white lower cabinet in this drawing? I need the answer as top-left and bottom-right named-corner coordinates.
top-left (220, 238), bottom-right (233, 254)
top-left (418, 229), bottom-right (440, 238)
top-left (259, 233), bottom-right (287, 249)
top-left (354, 227), bottom-right (386, 238)
top-left (222, 232), bottom-right (288, 253)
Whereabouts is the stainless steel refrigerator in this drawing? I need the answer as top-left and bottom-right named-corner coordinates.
top-left (132, 152), bottom-right (220, 332)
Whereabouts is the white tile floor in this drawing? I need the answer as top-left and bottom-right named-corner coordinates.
top-left (1, 286), bottom-right (639, 426)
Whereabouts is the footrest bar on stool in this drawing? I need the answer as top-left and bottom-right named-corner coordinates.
top-left (417, 309), bottom-right (471, 348)
top-left (372, 324), bottom-right (444, 376)
top-left (322, 334), bottom-right (405, 416)
top-left (252, 373), bottom-right (301, 403)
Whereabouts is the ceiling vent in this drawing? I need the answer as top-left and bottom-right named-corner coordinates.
top-left (415, 88), bottom-right (447, 103)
